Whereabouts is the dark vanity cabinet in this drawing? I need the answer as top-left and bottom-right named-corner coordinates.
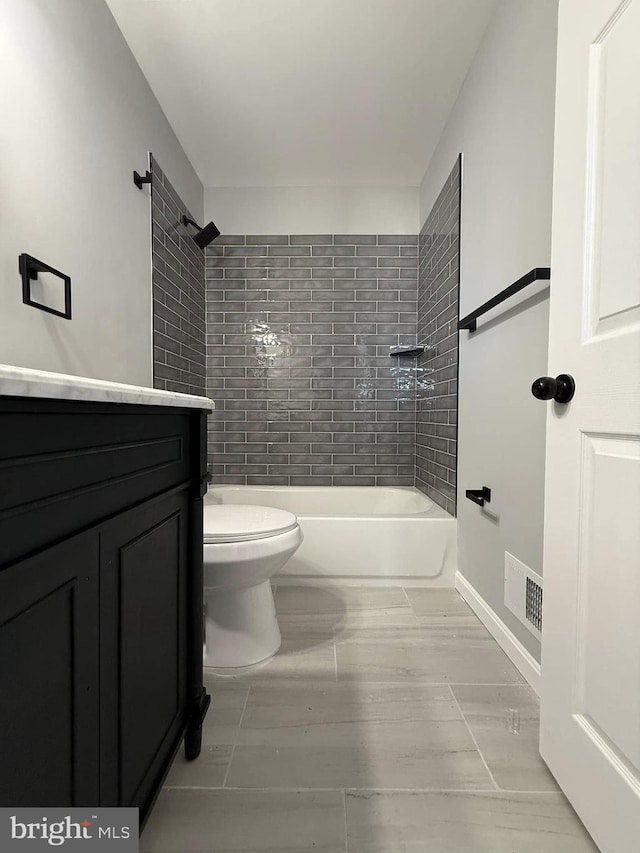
top-left (0, 529), bottom-right (101, 806)
top-left (0, 396), bottom-right (210, 823)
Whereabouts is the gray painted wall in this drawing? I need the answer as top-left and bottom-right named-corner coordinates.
top-left (205, 187), bottom-right (419, 235)
top-left (205, 235), bottom-right (418, 486)
top-left (0, 0), bottom-right (202, 386)
top-left (418, 0), bottom-right (559, 662)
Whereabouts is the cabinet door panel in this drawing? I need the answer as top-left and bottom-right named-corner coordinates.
top-left (0, 534), bottom-right (99, 806)
top-left (100, 493), bottom-right (189, 808)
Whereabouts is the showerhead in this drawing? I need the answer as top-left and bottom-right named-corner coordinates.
top-left (182, 215), bottom-right (220, 249)
top-left (193, 220), bottom-right (220, 249)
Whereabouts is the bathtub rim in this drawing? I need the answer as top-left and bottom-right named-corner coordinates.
top-left (206, 484), bottom-right (454, 521)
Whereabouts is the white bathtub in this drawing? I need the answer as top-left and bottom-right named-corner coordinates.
top-left (205, 486), bottom-right (457, 585)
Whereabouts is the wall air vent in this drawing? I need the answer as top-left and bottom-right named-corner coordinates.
top-left (525, 576), bottom-right (543, 632)
top-left (504, 551), bottom-right (543, 638)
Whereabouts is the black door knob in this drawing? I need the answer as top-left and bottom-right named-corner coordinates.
top-left (531, 373), bottom-right (575, 404)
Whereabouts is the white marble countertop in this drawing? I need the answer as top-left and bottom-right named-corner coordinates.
top-left (0, 364), bottom-right (214, 411)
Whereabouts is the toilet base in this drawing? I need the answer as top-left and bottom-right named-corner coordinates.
top-left (204, 580), bottom-right (281, 668)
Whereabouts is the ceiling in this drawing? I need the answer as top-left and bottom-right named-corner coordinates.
top-left (106, 0), bottom-right (497, 188)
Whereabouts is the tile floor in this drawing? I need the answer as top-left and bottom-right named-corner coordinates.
top-left (141, 586), bottom-right (598, 852)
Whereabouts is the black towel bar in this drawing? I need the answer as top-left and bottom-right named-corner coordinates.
top-left (458, 268), bottom-right (550, 332)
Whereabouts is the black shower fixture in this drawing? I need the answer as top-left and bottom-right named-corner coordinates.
top-left (182, 215), bottom-right (220, 249)
top-left (133, 169), bottom-right (152, 189)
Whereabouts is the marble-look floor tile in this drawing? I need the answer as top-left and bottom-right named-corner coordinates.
top-left (165, 744), bottom-right (233, 788)
top-left (345, 790), bottom-right (598, 852)
top-left (224, 682), bottom-right (491, 789)
top-left (147, 587), bottom-right (594, 851)
top-left (452, 684), bottom-right (560, 791)
top-left (275, 586), bottom-right (418, 632)
top-left (205, 633), bottom-right (336, 686)
top-left (196, 678), bottom-right (249, 745)
top-left (141, 788), bottom-right (345, 852)
top-left (336, 626), bottom-right (525, 684)
top-left (254, 632), bottom-right (337, 681)
top-left (201, 676), bottom-right (249, 724)
top-left (404, 587), bottom-right (482, 626)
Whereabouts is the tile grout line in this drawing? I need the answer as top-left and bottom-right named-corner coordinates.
top-left (162, 784), bottom-right (562, 795)
top-left (400, 586), bottom-right (415, 613)
top-left (221, 687), bottom-right (251, 789)
top-left (237, 686), bottom-right (251, 728)
top-left (342, 789), bottom-right (349, 853)
top-left (236, 679), bottom-right (526, 688)
top-left (220, 745), bottom-right (235, 790)
top-left (449, 686), bottom-right (500, 792)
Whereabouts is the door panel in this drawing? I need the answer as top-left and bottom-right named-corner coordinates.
top-left (119, 512), bottom-right (182, 804)
top-left (0, 534), bottom-right (99, 806)
top-left (540, 0), bottom-right (640, 849)
top-left (584, 0), bottom-right (640, 333)
top-left (99, 492), bottom-right (189, 808)
top-left (577, 436), bottom-right (640, 770)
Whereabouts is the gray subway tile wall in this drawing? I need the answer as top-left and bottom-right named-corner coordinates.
top-left (416, 156), bottom-right (461, 515)
top-left (205, 236), bottom-right (419, 486)
top-left (151, 155), bottom-right (206, 396)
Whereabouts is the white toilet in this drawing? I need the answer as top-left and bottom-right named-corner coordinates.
top-left (202, 503), bottom-right (303, 668)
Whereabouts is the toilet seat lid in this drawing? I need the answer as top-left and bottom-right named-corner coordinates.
top-left (203, 504), bottom-right (299, 543)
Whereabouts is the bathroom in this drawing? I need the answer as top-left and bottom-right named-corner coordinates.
top-left (0, 0), bottom-right (638, 851)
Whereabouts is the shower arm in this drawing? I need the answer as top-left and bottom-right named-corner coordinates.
top-left (182, 215), bottom-right (203, 233)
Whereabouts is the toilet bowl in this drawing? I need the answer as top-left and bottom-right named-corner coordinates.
top-left (203, 503), bottom-right (303, 668)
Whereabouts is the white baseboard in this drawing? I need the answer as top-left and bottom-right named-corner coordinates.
top-left (274, 575), bottom-right (455, 588)
top-left (455, 571), bottom-right (541, 696)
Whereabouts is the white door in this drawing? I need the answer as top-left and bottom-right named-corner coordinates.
top-left (540, 0), bottom-right (640, 850)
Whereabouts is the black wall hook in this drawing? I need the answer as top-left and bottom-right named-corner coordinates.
top-left (133, 169), bottom-right (152, 190)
